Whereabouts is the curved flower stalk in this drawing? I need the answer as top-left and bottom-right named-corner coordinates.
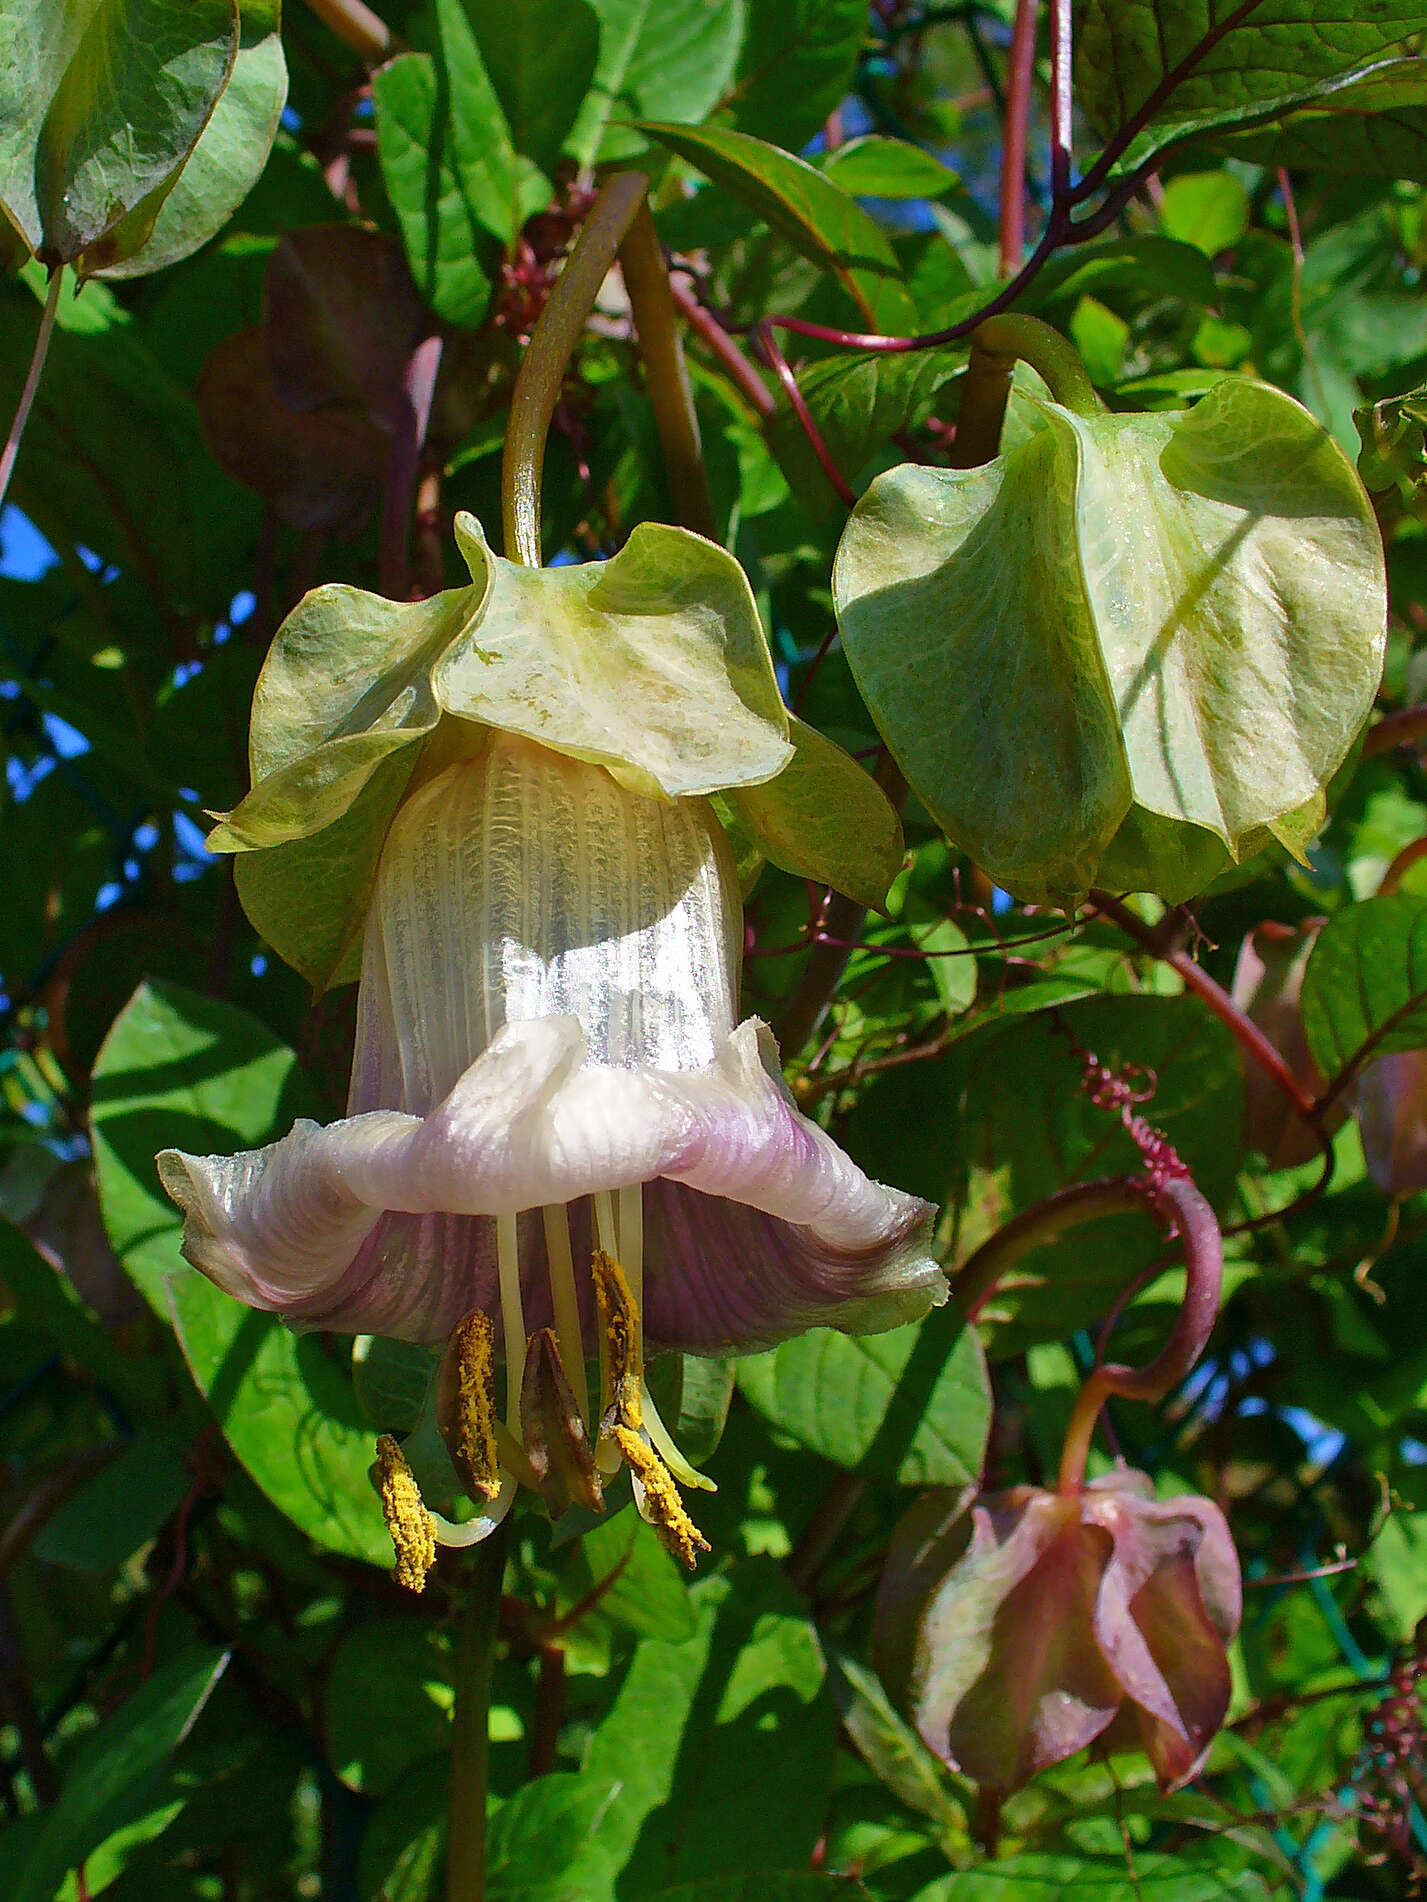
top-left (158, 517), bottom-right (935, 1577)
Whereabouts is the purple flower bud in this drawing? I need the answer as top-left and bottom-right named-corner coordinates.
top-left (876, 1471), bottom-right (1241, 1792)
top-left (1230, 922), bottom-right (1339, 1169)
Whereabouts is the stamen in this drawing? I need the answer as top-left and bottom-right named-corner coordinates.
top-left (374, 1434), bottom-right (436, 1593)
top-left (593, 1188), bottom-right (619, 1259)
top-left (641, 1384), bottom-right (717, 1493)
top-left (613, 1427), bottom-right (711, 1568)
top-left (430, 1475), bottom-right (517, 1547)
top-left (591, 1250), bottom-right (642, 1417)
top-left (591, 1250), bottom-right (708, 1565)
top-left (541, 1203), bottom-right (589, 1423)
top-left (496, 1210), bottom-right (526, 1430)
top-left (438, 1311), bottom-right (502, 1501)
top-left (618, 1183), bottom-right (644, 1310)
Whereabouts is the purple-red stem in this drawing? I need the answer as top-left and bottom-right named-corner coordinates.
top-left (1048, 0), bottom-right (1073, 204)
top-left (951, 1176), bottom-right (1151, 1322)
top-left (998, 0), bottom-right (1041, 277)
top-left (755, 321), bottom-right (856, 505)
top-left (379, 332), bottom-right (443, 599)
top-left (1057, 1174), bottom-right (1224, 1492)
top-left (1094, 893), bottom-right (1319, 1125)
top-left (669, 276), bottom-right (774, 418)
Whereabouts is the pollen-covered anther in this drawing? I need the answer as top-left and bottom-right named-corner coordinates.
top-left (374, 1433), bottom-right (437, 1593)
top-left (592, 1247), bottom-right (708, 1566)
top-left (613, 1425), bottom-right (711, 1568)
top-left (591, 1248), bottom-right (642, 1416)
top-left (437, 1310), bottom-right (502, 1502)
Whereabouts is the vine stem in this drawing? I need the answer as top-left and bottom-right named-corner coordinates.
top-left (0, 265), bottom-right (62, 516)
top-left (950, 1177), bottom-right (1152, 1321)
top-left (1092, 892), bottom-right (1320, 1126)
top-left (618, 202), bottom-right (718, 541)
top-left (447, 1516), bottom-right (514, 1902)
top-left (998, 0), bottom-right (1041, 277)
top-left (379, 332), bottom-right (444, 599)
top-left (1056, 1174), bottom-right (1223, 1491)
top-left (301, 0), bottom-right (394, 59)
top-left (502, 173), bottom-right (713, 563)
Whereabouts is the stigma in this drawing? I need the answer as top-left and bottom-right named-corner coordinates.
top-left (381, 1186), bottom-right (711, 1589)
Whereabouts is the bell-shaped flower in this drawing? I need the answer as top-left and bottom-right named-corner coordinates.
top-left (875, 1471), bottom-right (1241, 1793)
top-left (833, 373), bottom-right (1385, 907)
top-left (157, 515), bottom-right (936, 1576)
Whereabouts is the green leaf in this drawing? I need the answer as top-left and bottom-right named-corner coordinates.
top-left (32, 1430), bottom-right (191, 1572)
top-left (724, 0), bottom-right (868, 151)
top-left (90, 981), bottom-right (391, 1562)
top-left (556, 1506), bottom-right (699, 1644)
top-left (1075, 2), bottom-right (1427, 168)
top-left (1216, 58), bottom-right (1427, 176)
top-left (356, 1756), bottom-right (447, 1902)
top-left (843, 994), bottom-right (1243, 1355)
top-left (97, 1), bottom-right (287, 281)
top-left (433, 0), bottom-right (546, 247)
top-left (566, 0), bottom-right (745, 166)
top-left (639, 122), bottom-right (919, 333)
top-left (730, 716), bottom-right (904, 909)
top-left (11, 1650), bottom-right (228, 1902)
top-left (823, 136), bottom-right (959, 200)
top-left (169, 1272), bottom-right (390, 1565)
top-left (1301, 892), bottom-right (1427, 1078)
top-left (1159, 170), bottom-right (1249, 256)
top-left (581, 1561), bottom-right (836, 1889)
top-left (1023, 236), bottom-right (1218, 318)
top-left (327, 1622), bottom-right (452, 1795)
top-left (916, 1852), bottom-right (1271, 1900)
top-left (373, 52), bottom-right (495, 329)
top-left (90, 978), bottom-right (318, 1314)
top-left (764, 344), bottom-right (966, 516)
top-left (826, 1647), bottom-right (969, 1836)
top-left (833, 377), bottom-right (1385, 906)
top-left (737, 1307), bottom-right (989, 1488)
top-left (646, 1883), bottom-right (858, 1901)
top-left (460, 0), bottom-right (599, 174)
top-left (485, 1774), bottom-right (621, 1902)
top-left (0, 0), bottom-right (239, 274)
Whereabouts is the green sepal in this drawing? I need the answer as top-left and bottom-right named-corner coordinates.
top-left (833, 377), bottom-right (1385, 908)
top-left (729, 716), bottom-right (905, 911)
top-left (213, 511), bottom-right (793, 983)
top-left (435, 514), bottom-right (791, 799)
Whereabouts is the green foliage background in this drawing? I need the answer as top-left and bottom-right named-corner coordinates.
top-left (1, 1), bottom-right (1427, 1898)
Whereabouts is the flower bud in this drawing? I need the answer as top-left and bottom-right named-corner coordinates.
top-left (1230, 921), bottom-right (1341, 1169)
top-left (875, 1472), bottom-right (1241, 1792)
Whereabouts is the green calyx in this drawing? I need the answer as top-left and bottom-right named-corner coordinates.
top-left (833, 376), bottom-right (1387, 908)
top-left (212, 513), bottom-right (903, 987)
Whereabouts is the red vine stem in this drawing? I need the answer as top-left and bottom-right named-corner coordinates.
top-left (754, 321), bottom-right (856, 505)
top-left (1093, 892), bottom-right (1319, 1125)
top-left (1056, 1174), bottom-right (1224, 1491)
top-left (998, 0), bottom-right (1041, 276)
top-left (669, 276), bottom-right (773, 418)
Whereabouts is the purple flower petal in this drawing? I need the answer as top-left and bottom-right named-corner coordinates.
top-left (158, 1017), bottom-right (942, 1348)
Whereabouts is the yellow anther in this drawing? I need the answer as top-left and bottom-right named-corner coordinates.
top-left (375, 1434), bottom-right (436, 1593)
top-left (443, 1311), bottom-right (502, 1502)
top-left (592, 1249), bottom-right (709, 1567)
top-left (591, 1249), bottom-right (642, 1421)
top-left (613, 1426), bottom-right (710, 1569)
